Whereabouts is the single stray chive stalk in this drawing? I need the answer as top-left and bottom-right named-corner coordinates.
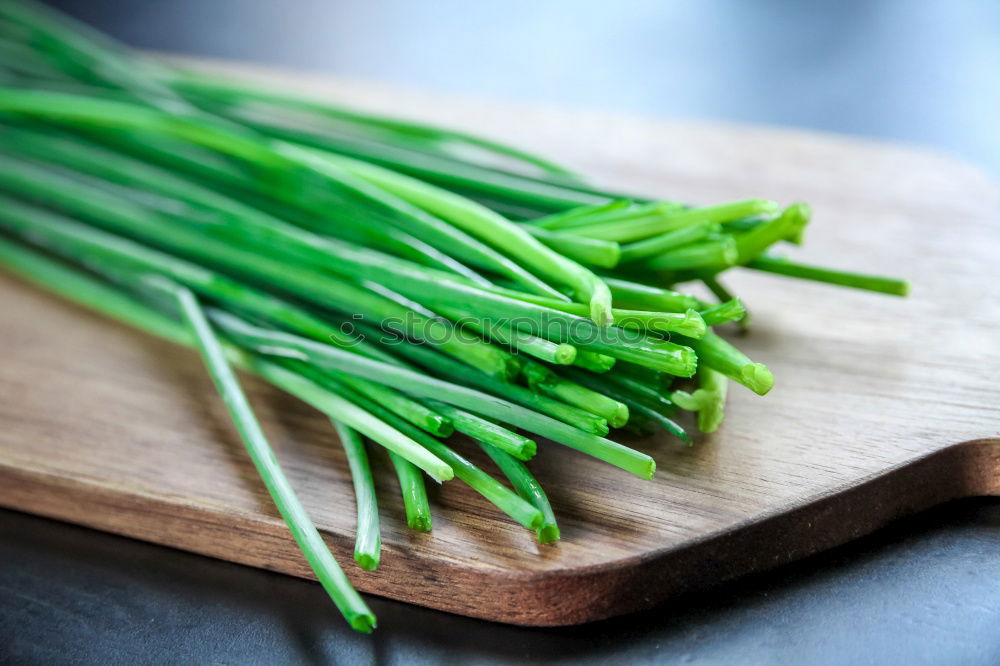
top-left (332, 420), bottom-right (381, 571)
top-left (163, 279), bottom-right (377, 633)
top-left (388, 452), bottom-right (433, 532)
top-left (677, 331), bottom-right (774, 396)
top-left (480, 444), bottom-right (560, 544)
top-left (747, 255), bottom-right (909, 296)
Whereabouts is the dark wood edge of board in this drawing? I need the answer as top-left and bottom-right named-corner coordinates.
top-left (1, 437), bottom-right (997, 626)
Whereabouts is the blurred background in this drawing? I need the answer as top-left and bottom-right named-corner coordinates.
top-left (47, 0), bottom-right (1000, 174)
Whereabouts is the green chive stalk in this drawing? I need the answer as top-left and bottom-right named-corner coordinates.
top-left (166, 279), bottom-right (379, 632)
top-left (388, 452), bottom-right (433, 532)
top-left (332, 420), bottom-right (382, 571)
top-left (747, 256), bottom-right (909, 296)
top-left (561, 367), bottom-right (690, 443)
top-left (0, 124), bottom-right (493, 283)
top-left (480, 445), bottom-right (560, 544)
top-left (618, 220), bottom-right (720, 264)
top-left (733, 202), bottom-right (811, 264)
top-left (603, 277), bottom-right (703, 312)
top-left (677, 331), bottom-right (774, 396)
top-left (569, 200), bottom-right (780, 243)
top-left (646, 237), bottom-right (738, 271)
top-left (313, 150), bottom-right (616, 326)
top-left (699, 299), bottom-right (747, 326)
top-left (521, 362), bottom-right (629, 427)
top-left (521, 225), bottom-right (621, 268)
top-left (572, 350), bottom-right (617, 373)
top-left (376, 340), bottom-right (611, 437)
top-left (428, 402), bottom-right (537, 461)
top-left (671, 367), bottom-right (728, 433)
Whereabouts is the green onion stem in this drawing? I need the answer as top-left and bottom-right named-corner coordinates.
top-left (602, 277), bottom-right (702, 312)
top-left (0, 124), bottom-right (493, 284)
top-left (387, 452), bottom-right (432, 532)
top-left (330, 371), bottom-right (453, 437)
top-left (561, 367), bottom-right (690, 443)
top-left (0, 87), bottom-right (571, 301)
top-left (0, 156), bottom-right (684, 371)
top-left (210, 107), bottom-right (612, 213)
top-left (617, 220), bottom-right (720, 264)
top-left (572, 350), bottom-right (617, 373)
top-left (676, 331), bottom-right (774, 396)
top-left (529, 200), bottom-right (636, 229)
top-left (746, 256), bottom-right (910, 296)
top-left (535, 201), bottom-right (678, 232)
top-left (599, 371), bottom-right (676, 417)
top-left (374, 340), bottom-right (611, 437)
top-left (284, 145), bottom-right (569, 301)
top-left (520, 225), bottom-right (621, 268)
top-left (167, 67), bottom-right (580, 179)
top-left (332, 420), bottom-right (381, 571)
top-left (427, 402), bottom-right (537, 461)
top-left (433, 303), bottom-right (577, 365)
top-left (571, 200), bottom-right (779, 243)
top-left (734, 202), bottom-right (811, 264)
top-left (165, 279), bottom-right (378, 632)
top-left (521, 362), bottom-right (629, 427)
top-left (480, 445), bottom-right (560, 544)
top-left (699, 299), bottom-right (746, 326)
top-left (646, 237), bottom-right (738, 271)
top-left (671, 367), bottom-right (728, 433)
top-left (318, 151), bottom-right (616, 326)
top-left (245, 358), bottom-right (457, 483)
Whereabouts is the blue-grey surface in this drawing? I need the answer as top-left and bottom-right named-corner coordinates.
top-left (4, 2), bottom-right (999, 664)
top-left (42, 0), bottom-right (1000, 175)
top-left (3, 501), bottom-right (1000, 665)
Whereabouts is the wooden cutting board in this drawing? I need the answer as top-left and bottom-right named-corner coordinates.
top-left (1, 59), bottom-right (998, 627)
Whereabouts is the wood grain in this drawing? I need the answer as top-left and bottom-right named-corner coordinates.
top-left (0, 59), bottom-right (998, 626)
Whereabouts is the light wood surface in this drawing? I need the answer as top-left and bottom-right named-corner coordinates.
top-left (1, 59), bottom-right (998, 626)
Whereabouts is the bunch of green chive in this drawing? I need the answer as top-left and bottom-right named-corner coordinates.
top-left (0, 0), bottom-right (907, 633)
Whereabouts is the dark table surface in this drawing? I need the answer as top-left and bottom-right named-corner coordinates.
top-left (4, 2), bottom-right (999, 664)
